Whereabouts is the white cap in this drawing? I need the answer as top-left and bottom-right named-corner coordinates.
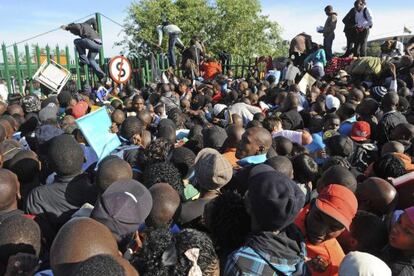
top-left (325, 94), bottom-right (340, 111)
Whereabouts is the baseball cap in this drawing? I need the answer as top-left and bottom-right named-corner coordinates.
top-left (316, 184), bottom-right (358, 230)
top-left (350, 121), bottom-right (371, 142)
top-left (325, 95), bottom-right (340, 112)
top-left (247, 164), bottom-right (305, 231)
top-left (194, 148), bottom-right (233, 191)
top-left (91, 179), bottom-right (153, 240)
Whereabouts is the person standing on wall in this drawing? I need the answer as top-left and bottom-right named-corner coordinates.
top-left (323, 5), bottom-right (337, 61)
top-left (157, 19), bottom-right (185, 69)
top-left (342, 1), bottom-right (358, 57)
top-left (61, 18), bottom-right (106, 81)
top-left (353, 0), bottom-right (373, 57)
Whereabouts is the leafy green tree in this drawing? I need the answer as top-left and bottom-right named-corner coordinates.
top-left (123, 0), bottom-right (287, 58)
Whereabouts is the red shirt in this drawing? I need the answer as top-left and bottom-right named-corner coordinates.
top-left (294, 205), bottom-right (345, 276)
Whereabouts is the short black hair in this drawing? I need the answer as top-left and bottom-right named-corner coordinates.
top-left (263, 115), bottom-right (282, 133)
top-left (292, 154), bottom-right (319, 183)
top-left (144, 138), bottom-right (174, 165)
top-left (272, 136), bottom-right (293, 156)
top-left (265, 156), bottom-right (293, 177)
top-left (168, 147), bottom-right (196, 178)
top-left (48, 134), bottom-right (84, 176)
top-left (373, 153), bottom-right (406, 179)
top-left (120, 117), bottom-right (144, 140)
top-left (143, 162), bottom-right (184, 200)
top-left (206, 191), bottom-right (250, 256)
top-left (57, 90), bottom-right (73, 108)
top-left (72, 254), bottom-right (125, 276)
top-left (4, 150), bottom-right (39, 183)
top-left (157, 125), bottom-right (176, 144)
top-left (317, 165), bottom-right (357, 193)
top-left (0, 215), bottom-right (41, 267)
top-left (350, 211), bottom-right (388, 255)
top-left (322, 156), bottom-right (351, 171)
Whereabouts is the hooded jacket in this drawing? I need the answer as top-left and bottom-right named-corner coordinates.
top-left (224, 226), bottom-right (309, 275)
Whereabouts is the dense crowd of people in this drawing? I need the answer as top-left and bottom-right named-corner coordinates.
top-left (1, 0), bottom-right (414, 275)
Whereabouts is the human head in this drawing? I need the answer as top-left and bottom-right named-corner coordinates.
top-left (0, 215), bottom-right (41, 274)
top-left (306, 185), bottom-right (358, 245)
top-left (263, 115), bottom-right (282, 133)
top-left (339, 251), bottom-right (391, 276)
top-left (4, 150), bottom-right (39, 184)
top-left (0, 169), bottom-right (20, 212)
top-left (292, 154), bottom-right (319, 184)
top-left (146, 183), bottom-right (180, 228)
top-left (381, 141), bottom-right (405, 156)
top-left (338, 211), bottom-right (388, 255)
top-left (265, 156), bottom-right (294, 179)
top-left (48, 134), bottom-right (84, 176)
top-left (120, 117), bottom-right (144, 143)
top-left (204, 191), bottom-right (251, 255)
top-left (224, 124), bottom-right (244, 149)
top-left (71, 255), bottom-right (126, 276)
top-left (356, 177), bottom-right (397, 216)
top-left (168, 147), bottom-right (196, 178)
top-left (317, 165), bottom-right (357, 193)
top-left (111, 109), bottom-right (126, 126)
top-left (389, 206), bottom-right (414, 252)
top-left (283, 92), bottom-right (299, 110)
top-left (323, 113), bottom-right (341, 131)
top-left (382, 92), bottom-right (399, 111)
top-left (324, 5), bottom-right (333, 15)
top-left (247, 164), bottom-right (305, 232)
top-left (356, 98), bottom-right (379, 116)
top-left (143, 162), bottom-right (184, 200)
top-left (350, 121), bottom-right (371, 142)
top-left (236, 127), bottom-right (272, 159)
top-left (390, 123), bottom-right (414, 141)
top-left (336, 103), bottom-right (356, 122)
top-left (132, 95), bottom-right (145, 113)
top-left (325, 135), bottom-right (353, 157)
top-left (91, 179), bottom-right (152, 244)
top-left (50, 218), bottom-right (119, 275)
top-left (373, 153), bottom-right (406, 179)
top-left (202, 125), bottom-right (228, 151)
top-left (96, 156), bottom-right (133, 191)
top-left (140, 139), bottom-right (174, 168)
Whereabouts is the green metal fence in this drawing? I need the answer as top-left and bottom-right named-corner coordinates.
top-left (0, 11), bottom-right (256, 95)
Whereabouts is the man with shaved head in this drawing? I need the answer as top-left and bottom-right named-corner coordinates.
top-left (0, 169), bottom-right (21, 223)
top-left (96, 156), bottom-right (133, 192)
top-left (227, 127), bottom-right (273, 195)
top-left (50, 217), bottom-right (120, 275)
top-left (356, 177), bottom-right (397, 216)
top-left (317, 165), bottom-right (358, 193)
top-left (146, 182), bottom-right (181, 229)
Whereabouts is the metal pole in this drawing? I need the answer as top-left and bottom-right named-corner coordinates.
top-left (13, 44), bottom-right (23, 94)
top-left (24, 44), bottom-right (33, 93)
top-left (95, 13), bottom-right (104, 67)
top-left (74, 47), bottom-right (81, 90)
top-left (46, 45), bottom-right (51, 64)
top-left (36, 44), bottom-right (41, 68)
top-left (65, 46), bottom-right (70, 71)
top-left (1, 43), bottom-right (12, 94)
top-left (56, 45), bottom-right (61, 64)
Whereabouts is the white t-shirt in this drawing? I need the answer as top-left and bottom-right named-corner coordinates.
top-left (272, 130), bottom-right (302, 144)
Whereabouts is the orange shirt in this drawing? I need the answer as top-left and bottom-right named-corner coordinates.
top-left (202, 61), bottom-right (222, 80)
top-left (222, 148), bottom-right (240, 169)
top-left (294, 205), bottom-right (345, 276)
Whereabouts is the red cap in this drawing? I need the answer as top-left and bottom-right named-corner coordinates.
top-left (316, 184), bottom-right (358, 230)
top-left (72, 101), bottom-right (89, 119)
top-left (350, 121), bottom-right (371, 142)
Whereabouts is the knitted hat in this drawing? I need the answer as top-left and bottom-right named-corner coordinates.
top-left (371, 86), bottom-right (388, 102)
top-left (194, 148), bottom-right (233, 191)
top-left (22, 95), bottom-right (41, 113)
top-left (247, 164), bottom-right (305, 231)
top-left (202, 125), bottom-right (228, 151)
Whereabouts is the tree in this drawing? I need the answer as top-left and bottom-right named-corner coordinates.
top-left (122, 0), bottom-right (287, 58)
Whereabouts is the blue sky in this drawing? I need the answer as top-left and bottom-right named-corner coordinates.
top-left (1, 0), bottom-right (413, 58)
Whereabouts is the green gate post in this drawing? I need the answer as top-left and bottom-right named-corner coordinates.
top-left (45, 45), bottom-right (51, 64)
top-left (13, 44), bottom-right (23, 94)
top-left (65, 46), bottom-right (70, 71)
top-left (74, 48), bottom-right (81, 90)
top-left (1, 43), bottom-right (12, 93)
top-left (95, 13), bottom-right (104, 67)
top-left (241, 57), bottom-right (245, 79)
top-left (36, 45), bottom-right (41, 68)
top-left (84, 64), bottom-right (90, 86)
top-left (56, 45), bottom-right (61, 65)
top-left (24, 44), bottom-right (33, 93)
top-left (145, 59), bottom-right (150, 83)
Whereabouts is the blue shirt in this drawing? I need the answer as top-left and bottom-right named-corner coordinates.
top-left (338, 116), bottom-right (357, 136)
top-left (237, 154), bottom-right (267, 167)
top-left (306, 132), bottom-right (325, 165)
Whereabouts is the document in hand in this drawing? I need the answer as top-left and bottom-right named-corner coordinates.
top-left (76, 107), bottom-right (121, 161)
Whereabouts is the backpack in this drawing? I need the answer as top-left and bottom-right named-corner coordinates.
top-left (350, 142), bottom-right (378, 172)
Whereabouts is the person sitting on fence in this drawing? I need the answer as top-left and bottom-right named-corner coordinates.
top-left (61, 18), bottom-right (106, 81)
top-left (157, 19), bottom-right (185, 69)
